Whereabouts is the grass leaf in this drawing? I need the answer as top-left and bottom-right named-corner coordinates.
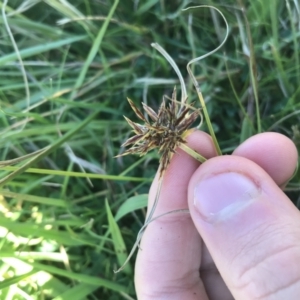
top-left (105, 199), bottom-right (132, 275)
top-left (115, 194), bottom-right (148, 221)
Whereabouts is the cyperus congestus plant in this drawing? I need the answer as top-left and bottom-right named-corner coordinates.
top-left (115, 5), bottom-right (228, 273)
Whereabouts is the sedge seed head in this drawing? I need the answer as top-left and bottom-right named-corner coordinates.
top-left (118, 87), bottom-right (199, 176)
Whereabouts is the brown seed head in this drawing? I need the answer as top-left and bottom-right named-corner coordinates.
top-left (118, 88), bottom-right (199, 176)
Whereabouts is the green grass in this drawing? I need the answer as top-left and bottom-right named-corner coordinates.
top-left (0, 0), bottom-right (299, 299)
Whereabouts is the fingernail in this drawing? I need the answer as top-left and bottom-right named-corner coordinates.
top-left (194, 172), bottom-right (260, 222)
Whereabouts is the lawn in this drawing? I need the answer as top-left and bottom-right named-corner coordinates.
top-left (0, 0), bottom-right (299, 299)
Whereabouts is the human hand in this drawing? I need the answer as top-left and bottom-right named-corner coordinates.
top-left (135, 131), bottom-right (299, 300)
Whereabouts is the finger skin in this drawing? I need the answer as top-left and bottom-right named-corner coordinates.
top-left (199, 132), bottom-right (298, 300)
top-left (135, 130), bottom-right (217, 300)
top-left (135, 131), bottom-right (298, 299)
top-left (189, 155), bottom-right (300, 300)
top-left (233, 132), bottom-right (298, 186)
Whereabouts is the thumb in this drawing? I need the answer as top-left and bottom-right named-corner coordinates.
top-left (188, 156), bottom-right (300, 300)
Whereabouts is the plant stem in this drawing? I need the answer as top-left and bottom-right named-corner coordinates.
top-left (179, 143), bottom-right (207, 163)
top-left (197, 91), bottom-right (222, 155)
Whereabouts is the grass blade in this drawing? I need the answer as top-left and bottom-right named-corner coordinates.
top-left (105, 199), bottom-right (132, 275)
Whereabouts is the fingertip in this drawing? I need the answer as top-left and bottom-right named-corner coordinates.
top-left (149, 130), bottom-right (217, 210)
top-left (164, 130), bottom-right (218, 179)
top-left (185, 130), bottom-right (218, 160)
top-left (233, 132), bottom-right (298, 185)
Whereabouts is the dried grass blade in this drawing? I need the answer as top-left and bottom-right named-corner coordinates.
top-left (151, 43), bottom-right (187, 108)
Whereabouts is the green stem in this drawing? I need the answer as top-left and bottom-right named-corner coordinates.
top-left (179, 143), bottom-right (207, 163)
top-left (197, 91), bottom-right (222, 155)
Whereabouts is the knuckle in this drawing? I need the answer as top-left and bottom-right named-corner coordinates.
top-left (137, 269), bottom-right (199, 299)
top-left (229, 222), bottom-right (300, 299)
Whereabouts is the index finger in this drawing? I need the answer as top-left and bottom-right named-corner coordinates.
top-left (135, 130), bottom-right (217, 299)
